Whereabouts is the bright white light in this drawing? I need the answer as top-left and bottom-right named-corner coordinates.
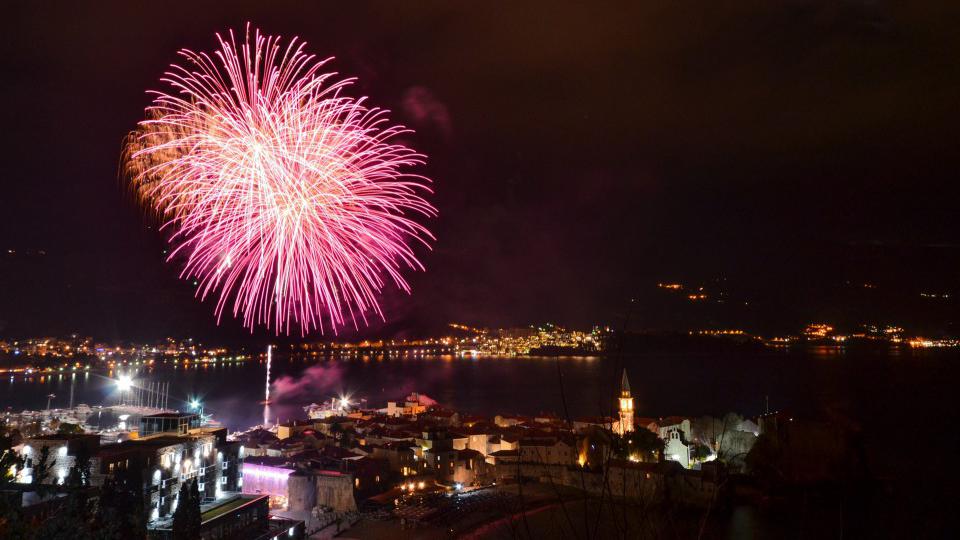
top-left (117, 375), bottom-right (132, 392)
top-left (190, 399), bottom-right (200, 410)
top-left (58, 446), bottom-right (67, 457)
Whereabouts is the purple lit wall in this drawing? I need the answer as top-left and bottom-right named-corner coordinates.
top-left (241, 462), bottom-right (292, 497)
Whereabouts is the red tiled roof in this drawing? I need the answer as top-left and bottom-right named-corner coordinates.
top-left (574, 416), bottom-right (614, 424)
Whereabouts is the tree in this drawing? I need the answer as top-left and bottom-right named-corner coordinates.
top-left (745, 433), bottom-right (783, 487)
top-left (172, 479), bottom-right (201, 540)
top-left (66, 446), bottom-right (91, 488)
top-left (0, 433), bottom-right (31, 539)
top-left (57, 423), bottom-right (82, 435)
top-left (189, 478), bottom-right (202, 523)
top-left (630, 427), bottom-right (663, 458)
top-left (690, 442), bottom-right (712, 462)
top-left (36, 487), bottom-right (96, 540)
top-left (31, 446), bottom-right (51, 486)
top-left (611, 427), bottom-right (662, 462)
top-left (0, 431), bottom-right (23, 487)
top-left (94, 469), bottom-right (147, 540)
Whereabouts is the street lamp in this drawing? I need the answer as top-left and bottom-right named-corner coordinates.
top-left (189, 398), bottom-right (204, 419)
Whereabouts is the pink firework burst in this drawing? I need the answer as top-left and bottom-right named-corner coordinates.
top-left (124, 27), bottom-right (435, 335)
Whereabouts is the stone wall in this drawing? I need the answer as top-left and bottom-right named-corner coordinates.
top-left (493, 461), bottom-right (717, 507)
top-left (315, 473), bottom-right (356, 512)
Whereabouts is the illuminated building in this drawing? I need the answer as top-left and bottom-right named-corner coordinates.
top-left (88, 413), bottom-right (243, 524)
top-left (616, 369), bottom-right (634, 436)
top-left (657, 417), bottom-right (693, 469)
top-left (16, 433), bottom-right (100, 485)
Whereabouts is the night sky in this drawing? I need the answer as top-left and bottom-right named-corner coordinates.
top-left (2, 1), bottom-right (959, 342)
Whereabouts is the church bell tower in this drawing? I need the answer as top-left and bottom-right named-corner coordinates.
top-left (618, 369), bottom-right (634, 435)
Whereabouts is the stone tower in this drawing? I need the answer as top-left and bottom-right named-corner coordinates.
top-left (618, 369), bottom-right (634, 435)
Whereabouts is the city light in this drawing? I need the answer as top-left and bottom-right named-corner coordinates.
top-left (116, 374), bottom-right (132, 392)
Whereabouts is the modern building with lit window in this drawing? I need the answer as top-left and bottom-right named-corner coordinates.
top-left (89, 412), bottom-right (244, 524)
top-left (12, 412), bottom-right (242, 525)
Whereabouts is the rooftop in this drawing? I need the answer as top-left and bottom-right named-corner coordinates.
top-left (243, 455), bottom-right (294, 468)
top-left (142, 412), bottom-right (196, 419)
top-left (96, 435), bottom-right (193, 457)
top-left (278, 420), bottom-right (315, 428)
top-left (201, 495), bottom-right (261, 522)
top-left (26, 433), bottom-right (99, 442)
top-left (148, 493), bottom-right (267, 531)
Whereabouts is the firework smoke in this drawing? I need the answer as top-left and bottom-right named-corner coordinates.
top-left (124, 26), bottom-right (435, 335)
top-left (270, 362), bottom-right (346, 401)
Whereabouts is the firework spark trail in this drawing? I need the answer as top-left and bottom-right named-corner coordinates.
top-left (264, 345), bottom-right (272, 403)
top-left (124, 26), bottom-right (435, 335)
